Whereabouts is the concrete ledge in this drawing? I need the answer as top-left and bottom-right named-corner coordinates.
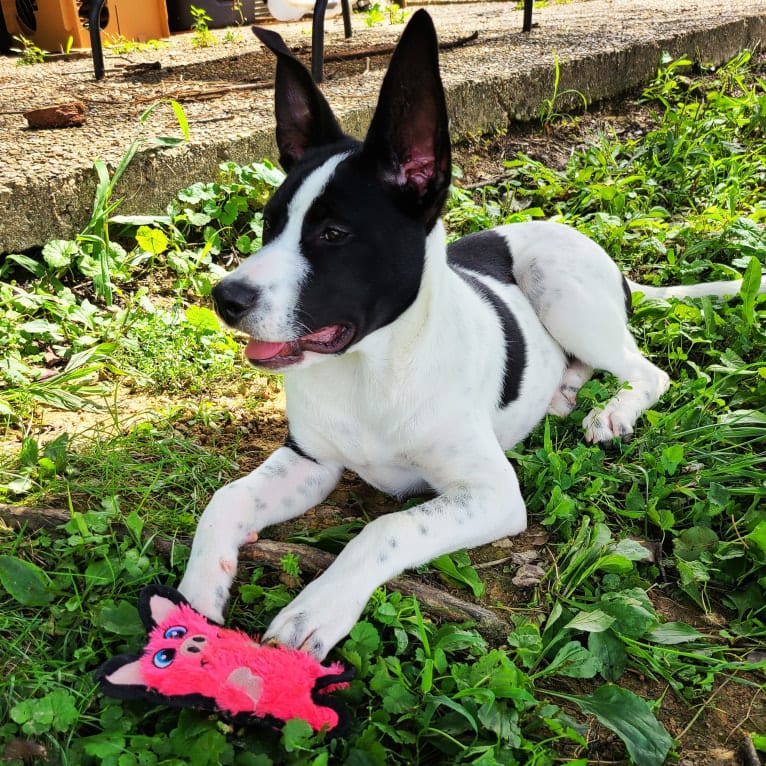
top-left (2, 0), bottom-right (766, 254)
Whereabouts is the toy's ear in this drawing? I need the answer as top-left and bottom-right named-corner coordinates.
top-left (96, 652), bottom-right (219, 711)
top-left (252, 25), bottom-right (348, 172)
top-left (138, 584), bottom-right (190, 630)
top-left (95, 654), bottom-right (151, 701)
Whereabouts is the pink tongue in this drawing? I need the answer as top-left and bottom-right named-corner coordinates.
top-left (245, 338), bottom-right (288, 361)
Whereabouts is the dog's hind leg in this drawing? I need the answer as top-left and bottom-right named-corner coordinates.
top-left (543, 306), bottom-right (669, 442)
top-left (503, 222), bottom-right (670, 442)
top-left (547, 357), bottom-right (593, 417)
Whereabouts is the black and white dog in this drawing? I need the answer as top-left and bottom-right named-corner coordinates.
top-left (179, 11), bottom-right (765, 659)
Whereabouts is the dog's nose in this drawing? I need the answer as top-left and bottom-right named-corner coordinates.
top-left (212, 279), bottom-right (261, 326)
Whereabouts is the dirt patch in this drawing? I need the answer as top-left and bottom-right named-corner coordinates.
top-left (453, 89), bottom-right (662, 182)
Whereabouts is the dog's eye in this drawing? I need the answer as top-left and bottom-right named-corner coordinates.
top-left (320, 226), bottom-right (348, 243)
top-left (164, 626), bottom-right (187, 640)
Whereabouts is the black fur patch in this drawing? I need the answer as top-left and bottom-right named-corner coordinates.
top-left (455, 270), bottom-right (525, 408)
top-left (447, 229), bottom-right (517, 285)
top-left (621, 275), bottom-right (633, 317)
top-left (285, 433), bottom-right (319, 463)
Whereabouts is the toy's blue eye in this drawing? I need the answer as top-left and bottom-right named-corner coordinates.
top-left (153, 648), bottom-right (176, 668)
top-left (164, 626), bottom-right (187, 640)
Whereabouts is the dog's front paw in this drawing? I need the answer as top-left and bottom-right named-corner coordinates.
top-left (263, 579), bottom-right (365, 660)
top-left (178, 559), bottom-right (237, 624)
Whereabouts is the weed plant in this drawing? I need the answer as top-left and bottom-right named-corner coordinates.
top-left (1, 53), bottom-right (766, 764)
top-left (11, 34), bottom-right (47, 65)
top-left (105, 36), bottom-right (168, 55)
top-left (358, 3), bottom-right (408, 27)
top-left (190, 6), bottom-right (217, 48)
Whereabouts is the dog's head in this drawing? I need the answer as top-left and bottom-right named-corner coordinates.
top-left (212, 10), bottom-right (451, 370)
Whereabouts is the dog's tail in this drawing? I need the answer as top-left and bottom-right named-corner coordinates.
top-left (627, 274), bottom-right (766, 301)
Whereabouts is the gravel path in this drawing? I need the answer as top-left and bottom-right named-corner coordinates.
top-left (2, 0), bottom-right (766, 252)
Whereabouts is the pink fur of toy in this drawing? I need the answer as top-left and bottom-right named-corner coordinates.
top-left (97, 586), bottom-right (351, 734)
top-left (143, 602), bottom-right (345, 729)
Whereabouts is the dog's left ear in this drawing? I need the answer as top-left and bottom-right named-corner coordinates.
top-left (362, 10), bottom-right (451, 228)
top-left (253, 26), bottom-right (348, 172)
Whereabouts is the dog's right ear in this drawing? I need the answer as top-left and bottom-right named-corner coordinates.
top-left (361, 10), bottom-right (451, 229)
top-left (253, 26), bottom-right (347, 172)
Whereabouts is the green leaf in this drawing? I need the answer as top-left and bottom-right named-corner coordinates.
top-left (135, 225), bottom-right (169, 255)
top-left (557, 685), bottom-right (673, 766)
top-left (610, 538), bottom-right (653, 561)
top-left (19, 319), bottom-right (62, 336)
top-left (81, 732), bottom-right (127, 758)
top-left (707, 482), bottom-right (730, 509)
top-left (0, 555), bottom-right (54, 606)
top-left (745, 520), bottom-right (766, 558)
top-left (507, 622), bottom-right (543, 668)
top-left (645, 622), bottom-right (704, 645)
top-left (185, 210), bottom-right (212, 227)
top-left (625, 483), bottom-right (646, 514)
top-left (42, 239), bottom-right (80, 269)
top-left (599, 589), bottom-right (658, 638)
top-left (185, 305), bottom-right (221, 333)
top-left (19, 436), bottom-right (39, 468)
top-left (43, 433), bottom-right (69, 473)
top-left (381, 683), bottom-right (418, 714)
top-left (6, 252), bottom-right (45, 276)
top-left (430, 549), bottom-right (485, 598)
top-left (673, 526), bottom-right (719, 562)
top-left (94, 600), bottom-right (144, 636)
top-left (154, 136), bottom-right (185, 147)
top-left (739, 255), bottom-right (762, 325)
top-left (168, 99), bottom-right (190, 140)
top-left (660, 444), bottom-right (684, 475)
top-left (425, 694), bottom-right (478, 733)
top-left (125, 510), bottom-right (144, 541)
top-left (543, 641), bottom-right (602, 679)
top-left (11, 698), bottom-right (53, 735)
top-left (477, 700), bottom-right (521, 745)
top-left (595, 553), bottom-right (636, 574)
top-left (348, 621), bottom-right (381, 657)
top-left (564, 609), bottom-right (615, 633)
top-left (281, 718), bottom-right (314, 752)
top-left (588, 630), bottom-right (627, 682)
top-left (10, 689), bottom-right (79, 735)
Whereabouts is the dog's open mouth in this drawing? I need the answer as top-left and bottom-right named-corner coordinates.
top-left (244, 324), bottom-right (355, 368)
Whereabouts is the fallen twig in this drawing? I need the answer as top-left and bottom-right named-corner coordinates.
top-left (1, 503), bottom-right (510, 642)
top-left (134, 81), bottom-right (272, 104)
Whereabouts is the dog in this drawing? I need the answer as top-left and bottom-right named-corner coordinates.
top-left (178, 10), bottom-right (766, 660)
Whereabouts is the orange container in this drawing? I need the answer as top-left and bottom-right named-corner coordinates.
top-left (1, 0), bottom-right (169, 52)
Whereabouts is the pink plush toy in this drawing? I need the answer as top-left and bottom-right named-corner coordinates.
top-left (96, 585), bottom-right (353, 735)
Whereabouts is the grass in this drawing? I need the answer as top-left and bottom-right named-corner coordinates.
top-left (1, 52), bottom-right (766, 765)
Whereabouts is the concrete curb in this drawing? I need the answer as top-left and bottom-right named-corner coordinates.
top-left (2, 2), bottom-right (766, 254)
